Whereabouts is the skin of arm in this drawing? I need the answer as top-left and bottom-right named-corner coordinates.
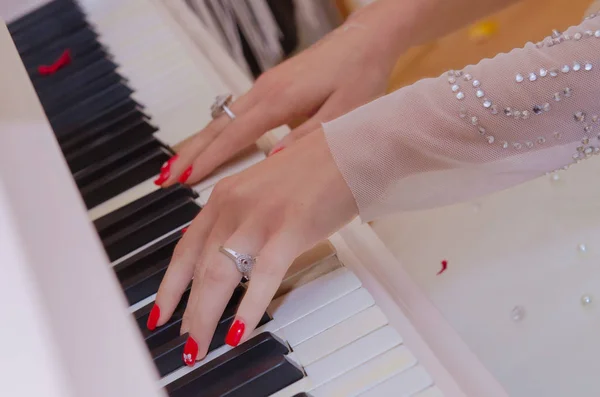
top-left (344, 0), bottom-right (520, 68)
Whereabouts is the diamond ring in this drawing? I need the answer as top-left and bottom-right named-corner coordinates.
top-left (211, 94), bottom-right (236, 120)
top-left (219, 246), bottom-right (255, 280)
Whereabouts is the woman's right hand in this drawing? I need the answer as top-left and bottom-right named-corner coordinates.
top-left (155, 10), bottom-right (402, 188)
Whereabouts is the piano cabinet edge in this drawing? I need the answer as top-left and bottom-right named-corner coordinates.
top-left (328, 219), bottom-right (510, 397)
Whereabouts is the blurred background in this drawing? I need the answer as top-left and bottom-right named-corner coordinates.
top-left (182, 0), bottom-right (593, 93)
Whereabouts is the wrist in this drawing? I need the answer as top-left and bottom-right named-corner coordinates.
top-left (342, 0), bottom-right (421, 65)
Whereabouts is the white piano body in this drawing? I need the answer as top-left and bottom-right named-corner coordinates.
top-left (4, 1), bottom-right (599, 397)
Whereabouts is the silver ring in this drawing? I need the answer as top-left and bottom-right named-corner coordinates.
top-left (211, 94), bottom-right (236, 120)
top-left (219, 246), bottom-right (255, 280)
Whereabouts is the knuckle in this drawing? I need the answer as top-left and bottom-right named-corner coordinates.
top-left (212, 178), bottom-right (234, 200)
top-left (254, 71), bottom-right (273, 90)
top-left (204, 263), bottom-right (233, 284)
top-left (256, 259), bottom-right (284, 280)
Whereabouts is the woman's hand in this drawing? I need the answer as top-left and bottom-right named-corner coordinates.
top-left (154, 15), bottom-right (399, 187)
top-left (151, 128), bottom-right (358, 364)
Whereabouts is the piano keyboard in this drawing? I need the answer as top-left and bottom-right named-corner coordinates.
top-left (3, 0), bottom-right (447, 396)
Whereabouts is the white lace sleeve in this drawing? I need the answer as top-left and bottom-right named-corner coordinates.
top-left (323, 12), bottom-right (600, 222)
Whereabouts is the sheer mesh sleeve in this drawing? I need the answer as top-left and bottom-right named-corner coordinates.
top-left (323, 11), bottom-right (600, 222)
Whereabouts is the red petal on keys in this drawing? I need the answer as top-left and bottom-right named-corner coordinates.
top-left (38, 49), bottom-right (72, 76)
top-left (437, 260), bottom-right (448, 275)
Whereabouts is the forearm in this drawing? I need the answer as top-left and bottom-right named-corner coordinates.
top-left (323, 11), bottom-right (600, 221)
top-left (346, 0), bottom-right (519, 65)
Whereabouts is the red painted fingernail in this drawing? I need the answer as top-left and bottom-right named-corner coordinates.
top-left (178, 166), bottom-right (193, 184)
top-left (181, 227), bottom-right (188, 234)
top-left (225, 319), bottom-right (245, 347)
top-left (269, 147), bottom-right (284, 156)
top-left (154, 171), bottom-right (170, 185)
top-left (146, 304), bottom-right (160, 331)
top-left (183, 337), bottom-right (198, 366)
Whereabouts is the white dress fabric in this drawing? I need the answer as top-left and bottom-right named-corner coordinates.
top-left (324, 4), bottom-right (600, 396)
top-left (324, 9), bottom-right (600, 223)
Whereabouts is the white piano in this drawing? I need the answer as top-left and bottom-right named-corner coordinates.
top-left (3, 1), bottom-right (599, 397)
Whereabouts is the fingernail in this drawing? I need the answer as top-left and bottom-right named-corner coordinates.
top-left (269, 147), bottom-right (284, 156)
top-left (225, 319), bottom-right (245, 347)
top-left (153, 171), bottom-right (170, 185)
top-left (146, 304), bottom-right (160, 331)
top-left (181, 227), bottom-right (188, 234)
top-left (183, 337), bottom-right (198, 366)
top-left (161, 155), bottom-right (179, 171)
top-left (178, 166), bottom-right (193, 184)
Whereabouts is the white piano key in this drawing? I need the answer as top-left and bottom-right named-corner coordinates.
top-left (358, 365), bottom-right (433, 397)
top-left (293, 305), bottom-right (389, 367)
top-left (304, 325), bottom-right (402, 389)
top-left (156, 263), bottom-right (356, 386)
top-left (129, 293), bottom-right (156, 313)
top-left (412, 386), bottom-right (445, 397)
top-left (283, 287), bottom-right (375, 348)
top-left (268, 267), bottom-right (361, 328)
top-left (197, 185), bottom-right (214, 206)
top-left (310, 346), bottom-right (418, 397)
top-left (88, 177), bottom-right (159, 221)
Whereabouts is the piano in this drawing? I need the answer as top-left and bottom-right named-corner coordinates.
top-left (0, 1), bottom-right (513, 396)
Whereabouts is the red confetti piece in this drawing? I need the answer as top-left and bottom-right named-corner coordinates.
top-left (38, 49), bottom-right (72, 76)
top-left (437, 260), bottom-right (448, 275)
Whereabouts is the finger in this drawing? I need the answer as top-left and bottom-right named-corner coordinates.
top-left (149, 201), bottom-right (218, 330)
top-left (268, 97), bottom-right (341, 156)
top-left (269, 117), bottom-right (321, 156)
top-left (156, 90), bottom-right (259, 187)
top-left (183, 102), bottom-right (293, 184)
top-left (225, 230), bottom-right (301, 347)
top-left (178, 210), bottom-right (235, 336)
top-left (184, 215), bottom-right (269, 364)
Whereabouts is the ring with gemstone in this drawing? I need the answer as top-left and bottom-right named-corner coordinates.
top-left (219, 246), bottom-right (255, 280)
top-left (211, 94), bottom-right (236, 120)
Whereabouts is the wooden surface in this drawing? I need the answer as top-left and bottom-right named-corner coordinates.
top-left (384, 0), bottom-right (594, 92)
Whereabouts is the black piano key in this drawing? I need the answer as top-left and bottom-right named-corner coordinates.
top-left (140, 285), bottom-right (247, 351)
top-left (31, 47), bottom-right (111, 89)
top-left (61, 107), bottom-right (146, 154)
top-left (102, 198), bottom-right (199, 261)
top-left (115, 232), bottom-right (182, 305)
top-left (99, 193), bottom-right (199, 261)
top-left (41, 72), bottom-right (124, 117)
top-left (75, 136), bottom-right (158, 187)
top-left (36, 58), bottom-right (117, 106)
top-left (165, 332), bottom-right (294, 397)
top-left (13, 9), bottom-right (90, 55)
top-left (153, 334), bottom-right (190, 377)
top-left (152, 315), bottom-right (272, 378)
top-left (94, 183), bottom-right (196, 238)
top-left (11, 5), bottom-right (86, 41)
top-left (8, 0), bottom-right (78, 35)
top-left (203, 355), bottom-right (304, 397)
top-left (19, 27), bottom-right (100, 68)
top-left (78, 144), bottom-right (172, 211)
top-left (58, 98), bottom-right (142, 145)
top-left (50, 83), bottom-right (134, 137)
top-left (66, 118), bottom-right (157, 173)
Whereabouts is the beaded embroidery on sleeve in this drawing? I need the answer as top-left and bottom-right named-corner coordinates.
top-left (323, 12), bottom-right (600, 222)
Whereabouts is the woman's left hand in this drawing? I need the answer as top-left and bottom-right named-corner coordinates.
top-left (150, 128), bottom-right (358, 364)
